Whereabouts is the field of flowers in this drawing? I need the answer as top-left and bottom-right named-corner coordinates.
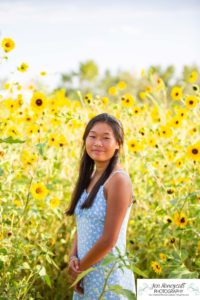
top-left (0, 37), bottom-right (200, 299)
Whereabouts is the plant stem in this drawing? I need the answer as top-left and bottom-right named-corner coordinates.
top-left (99, 261), bottom-right (118, 299)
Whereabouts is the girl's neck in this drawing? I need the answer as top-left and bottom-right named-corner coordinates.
top-left (93, 162), bottom-right (122, 177)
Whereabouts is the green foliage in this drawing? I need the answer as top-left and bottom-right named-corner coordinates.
top-left (79, 59), bottom-right (99, 82)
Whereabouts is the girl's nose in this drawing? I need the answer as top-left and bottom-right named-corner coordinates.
top-left (94, 139), bottom-right (102, 146)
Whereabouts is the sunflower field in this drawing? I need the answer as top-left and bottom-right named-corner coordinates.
top-left (0, 37), bottom-right (200, 300)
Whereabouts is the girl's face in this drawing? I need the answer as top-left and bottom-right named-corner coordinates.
top-left (85, 122), bottom-right (120, 162)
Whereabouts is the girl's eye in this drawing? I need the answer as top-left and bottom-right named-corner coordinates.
top-left (89, 136), bottom-right (95, 138)
top-left (104, 138), bottom-right (110, 139)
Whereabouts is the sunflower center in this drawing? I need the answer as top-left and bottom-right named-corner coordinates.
top-left (192, 148), bottom-right (198, 155)
top-left (180, 217), bottom-right (185, 223)
top-left (36, 187), bottom-right (43, 194)
top-left (175, 92), bottom-right (179, 96)
top-left (5, 42), bottom-right (10, 47)
top-left (36, 99), bottom-right (43, 106)
top-left (189, 101), bottom-right (194, 105)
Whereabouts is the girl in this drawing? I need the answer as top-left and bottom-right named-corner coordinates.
top-left (65, 113), bottom-right (136, 299)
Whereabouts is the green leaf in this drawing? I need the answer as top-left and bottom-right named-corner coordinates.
top-left (108, 285), bottom-right (136, 300)
top-left (0, 260), bottom-right (3, 270)
top-left (69, 267), bottom-right (96, 288)
top-left (169, 264), bottom-right (198, 278)
top-left (132, 265), bottom-right (148, 278)
top-left (0, 248), bottom-right (7, 255)
top-left (0, 136), bottom-right (25, 143)
top-left (38, 266), bottom-right (52, 287)
top-left (180, 249), bottom-right (188, 261)
top-left (43, 274), bottom-right (52, 288)
top-left (0, 167), bottom-right (4, 176)
top-left (100, 253), bottom-right (117, 267)
top-left (36, 142), bottom-right (46, 156)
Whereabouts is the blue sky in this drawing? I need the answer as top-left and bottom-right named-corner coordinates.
top-left (0, 0), bottom-right (200, 85)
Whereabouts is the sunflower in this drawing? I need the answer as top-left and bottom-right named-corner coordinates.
top-left (175, 107), bottom-right (188, 119)
top-left (173, 212), bottom-right (188, 228)
top-left (6, 126), bottom-right (20, 138)
top-left (155, 78), bottom-right (164, 91)
top-left (48, 133), bottom-right (58, 147)
top-left (1, 37), bottom-right (15, 52)
top-left (151, 107), bottom-right (161, 123)
top-left (175, 158), bottom-right (184, 168)
top-left (187, 70), bottom-right (198, 83)
top-left (188, 125), bottom-right (198, 135)
top-left (18, 62), bottom-right (29, 72)
top-left (159, 253), bottom-right (167, 261)
top-left (50, 197), bottom-right (60, 208)
top-left (138, 91), bottom-right (147, 100)
top-left (40, 71), bottom-right (46, 76)
top-left (164, 216), bottom-right (172, 224)
top-left (3, 82), bottom-right (10, 90)
top-left (151, 261), bottom-right (162, 274)
top-left (3, 98), bottom-right (20, 113)
top-left (23, 115), bottom-right (35, 124)
top-left (158, 125), bottom-right (173, 138)
top-left (132, 106), bottom-right (142, 116)
top-left (169, 116), bottom-right (182, 128)
top-left (170, 86), bottom-right (183, 100)
top-left (187, 142), bottom-right (200, 161)
top-left (121, 94), bottom-right (134, 108)
top-left (16, 94), bottom-right (24, 106)
top-left (14, 199), bottom-right (22, 207)
top-left (30, 91), bottom-right (47, 112)
top-left (20, 150), bottom-right (38, 167)
top-left (146, 135), bottom-right (157, 147)
top-left (57, 134), bottom-right (68, 147)
top-left (145, 85), bottom-right (153, 93)
top-left (101, 97), bottom-right (109, 105)
top-left (25, 124), bottom-right (40, 135)
top-left (127, 139), bottom-right (143, 152)
top-left (185, 95), bottom-right (199, 109)
top-left (192, 84), bottom-right (199, 92)
top-left (108, 86), bottom-right (117, 96)
top-left (84, 93), bottom-right (93, 104)
top-left (30, 182), bottom-right (48, 200)
top-left (117, 81), bottom-right (126, 90)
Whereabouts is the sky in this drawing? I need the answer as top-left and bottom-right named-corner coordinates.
top-left (0, 0), bottom-right (200, 87)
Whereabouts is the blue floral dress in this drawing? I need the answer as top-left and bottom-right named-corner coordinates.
top-left (72, 170), bottom-right (136, 300)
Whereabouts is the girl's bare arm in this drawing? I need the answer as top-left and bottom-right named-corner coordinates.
top-left (69, 230), bottom-right (78, 258)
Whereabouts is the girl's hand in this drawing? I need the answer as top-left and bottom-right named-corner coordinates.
top-left (74, 280), bottom-right (84, 295)
top-left (68, 257), bottom-right (84, 294)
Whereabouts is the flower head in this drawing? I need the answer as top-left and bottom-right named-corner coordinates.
top-left (1, 37), bottom-right (15, 52)
top-left (170, 86), bottom-right (182, 100)
top-left (18, 62), bottom-right (29, 72)
top-left (173, 211), bottom-right (188, 228)
top-left (151, 261), bottom-right (162, 274)
top-left (30, 182), bottom-right (48, 200)
top-left (187, 142), bottom-right (200, 161)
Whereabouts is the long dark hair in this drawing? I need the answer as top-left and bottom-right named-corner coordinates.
top-left (64, 113), bottom-right (124, 216)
